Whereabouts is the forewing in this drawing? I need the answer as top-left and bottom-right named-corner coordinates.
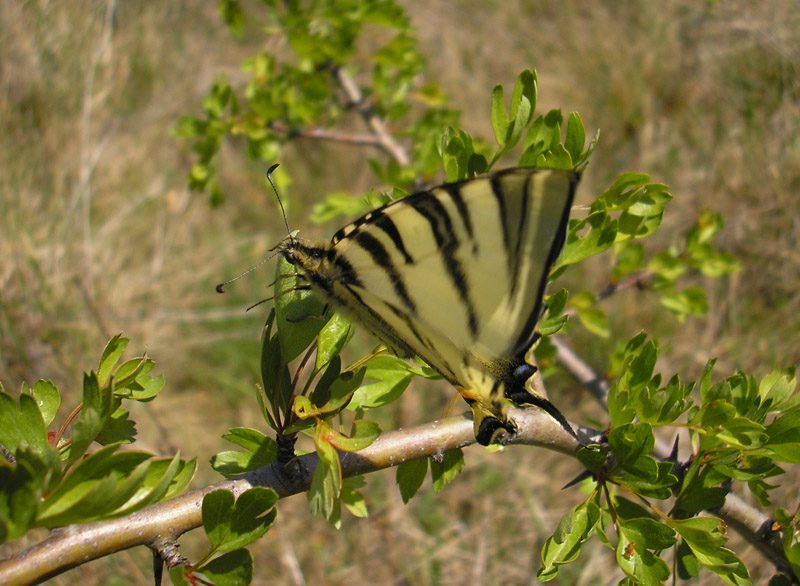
top-left (326, 168), bottom-right (578, 377)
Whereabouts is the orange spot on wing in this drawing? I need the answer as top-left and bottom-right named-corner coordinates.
top-left (456, 386), bottom-right (479, 401)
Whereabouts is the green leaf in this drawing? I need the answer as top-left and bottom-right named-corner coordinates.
top-left (220, 487), bottom-right (279, 553)
top-left (564, 111), bottom-right (586, 164)
top-left (669, 517), bottom-right (750, 585)
top-left (310, 191), bottom-right (373, 224)
top-left (609, 424), bottom-right (676, 499)
top-left (658, 286), bottom-right (708, 317)
top-left (537, 143), bottom-right (573, 170)
top-left (27, 380), bottom-right (60, 427)
top-left (608, 382), bottom-right (635, 427)
top-left (396, 458), bottom-right (428, 503)
top-left (570, 291), bottom-right (610, 338)
top-left (608, 424), bottom-right (654, 470)
top-left (430, 449), bottom-right (464, 493)
top-left (612, 242), bottom-right (645, 280)
top-left (341, 476), bottom-right (368, 518)
top-left (37, 445), bottom-right (154, 525)
top-left (198, 548), bottom-right (253, 586)
top-left (544, 288), bottom-right (568, 315)
top-left (759, 369), bottom-right (799, 412)
top-left (295, 367), bottom-right (365, 419)
top-left (639, 374), bottom-right (691, 425)
top-left (620, 517), bottom-right (676, 550)
top-left (113, 358), bottom-right (164, 402)
top-left (168, 564), bottom-right (192, 586)
top-left (203, 489), bottom-right (234, 549)
top-left (763, 407), bottom-right (800, 463)
top-left (67, 372), bottom-right (118, 467)
top-left (326, 419), bottom-right (381, 452)
top-left (0, 390), bottom-right (48, 454)
top-left (97, 335), bottom-right (128, 386)
top-left (506, 69), bottom-right (536, 149)
top-left (274, 257), bottom-right (327, 363)
top-left (117, 454), bottom-right (191, 515)
top-left (260, 313), bottom-right (294, 427)
top-left (627, 338), bottom-right (658, 390)
top-left (308, 422), bottom-right (342, 522)
top-left (315, 312), bottom-right (352, 370)
top-left (774, 508), bottom-right (800, 580)
top-left (309, 356), bottom-right (343, 409)
top-left (490, 84), bottom-right (508, 147)
top-left (676, 538), bottom-right (701, 579)
top-left (0, 452), bottom-right (42, 542)
top-left (555, 211), bottom-right (617, 270)
top-left (95, 407), bottom-right (136, 445)
top-left (350, 354), bottom-right (414, 409)
top-left (673, 458), bottom-right (728, 517)
top-left (219, 0), bottom-right (246, 35)
top-left (538, 497), bottom-right (601, 581)
top-left (211, 428), bottom-right (277, 477)
top-left (716, 416), bottom-right (767, 449)
top-left (576, 443), bottom-right (608, 474)
top-left (616, 520), bottom-right (671, 585)
top-left (163, 457), bottom-right (197, 501)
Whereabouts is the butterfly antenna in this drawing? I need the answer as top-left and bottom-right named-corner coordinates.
top-left (215, 255), bottom-right (275, 293)
top-left (266, 163), bottom-right (293, 241)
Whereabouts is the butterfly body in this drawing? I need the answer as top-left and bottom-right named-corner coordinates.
top-left (277, 167), bottom-right (579, 445)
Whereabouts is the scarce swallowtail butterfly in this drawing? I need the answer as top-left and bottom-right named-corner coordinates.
top-left (277, 167), bottom-right (580, 445)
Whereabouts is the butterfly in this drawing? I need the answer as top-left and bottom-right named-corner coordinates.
top-left (277, 167), bottom-right (579, 445)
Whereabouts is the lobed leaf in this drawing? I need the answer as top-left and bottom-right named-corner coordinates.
top-left (538, 497), bottom-right (601, 581)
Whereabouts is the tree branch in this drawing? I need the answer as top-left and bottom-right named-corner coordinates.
top-left (334, 66), bottom-right (411, 167)
top-left (0, 410), bottom-right (577, 585)
top-left (269, 120), bottom-right (385, 147)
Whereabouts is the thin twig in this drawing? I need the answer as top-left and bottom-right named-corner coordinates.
top-left (270, 121), bottom-right (384, 147)
top-left (550, 336), bottom-right (610, 406)
top-left (596, 270), bottom-right (652, 302)
top-left (334, 66), bottom-right (411, 167)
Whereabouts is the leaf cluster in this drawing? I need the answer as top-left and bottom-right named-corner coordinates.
top-left (542, 333), bottom-right (800, 584)
top-left (171, 487), bottom-right (278, 586)
top-left (177, 0), bottom-right (456, 206)
top-left (0, 336), bottom-right (195, 543)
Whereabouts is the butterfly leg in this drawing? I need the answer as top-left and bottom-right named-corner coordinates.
top-left (459, 389), bottom-right (516, 446)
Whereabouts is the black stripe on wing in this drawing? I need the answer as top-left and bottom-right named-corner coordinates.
top-left (439, 183), bottom-right (477, 254)
top-left (372, 212), bottom-right (415, 264)
top-left (511, 172), bottom-right (580, 357)
top-left (337, 280), bottom-right (460, 384)
top-left (324, 248), bottom-right (363, 288)
top-left (509, 173), bottom-right (533, 297)
top-left (490, 174), bottom-right (513, 279)
top-left (407, 193), bottom-right (480, 338)
top-left (351, 230), bottom-right (417, 313)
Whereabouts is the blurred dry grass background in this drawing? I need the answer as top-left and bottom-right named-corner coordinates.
top-left (1, 1), bottom-right (798, 584)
